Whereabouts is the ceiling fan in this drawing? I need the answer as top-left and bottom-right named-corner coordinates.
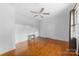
top-left (30, 8), bottom-right (50, 18)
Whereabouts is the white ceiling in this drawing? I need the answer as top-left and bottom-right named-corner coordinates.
top-left (10, 3), bottom-right (75, 26)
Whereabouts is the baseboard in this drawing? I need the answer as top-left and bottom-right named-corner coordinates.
top-left (0, 47), bottom-right (16, 55)
top-left (38, 36), bottom-right (69, 43)
top-left (15, 37), bottom-right (39, 44)
top-left (15, 39), bottom-right (28, 44)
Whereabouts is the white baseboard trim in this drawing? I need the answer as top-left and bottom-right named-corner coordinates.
top-left (15, 39), bottom-right (28, 44)
top-left (39, 36), bottom-right (69, 42)
top-left (0, 47), bottom-right (16, 55)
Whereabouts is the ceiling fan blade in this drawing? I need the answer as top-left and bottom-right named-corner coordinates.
top-left (42, 13), bottom-right (50, 15)
top-left (40, 8), bottom-right (44, 13)
top-left (40, 15), bottom-right (44, 18)
top-left (33, 15), bottom-right (38, 17)
top-left (30, 11), bottom-right (37, 14)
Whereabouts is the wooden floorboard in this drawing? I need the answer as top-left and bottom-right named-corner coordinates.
top-left (1, 37), bottom-right (77, 56)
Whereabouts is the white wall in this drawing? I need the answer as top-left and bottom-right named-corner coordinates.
top-left (40, 9), bottom-right (69, 41)
top-left (15, 24), bottom-right (38, 43)
top-left (0, 4), bottom-right (15, 54)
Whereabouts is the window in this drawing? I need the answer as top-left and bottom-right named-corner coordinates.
top-left (77, 11), bottom-right (79, 24)
top-left (76, 7), bottom-right (79, 38)
top-left (70, 9), bottom-right (76, 38)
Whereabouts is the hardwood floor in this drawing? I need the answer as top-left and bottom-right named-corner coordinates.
top-left (1, 37), bottom-right (77, 56)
